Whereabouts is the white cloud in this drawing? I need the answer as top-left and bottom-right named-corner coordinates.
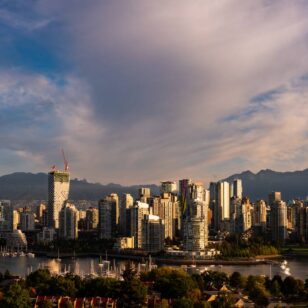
top-left (1, 1), bottom-right (308, 185)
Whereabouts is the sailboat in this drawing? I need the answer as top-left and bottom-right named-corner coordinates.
top-left (98, 255), bottom-right (104, 267)
top-left (56, 249), bottom-right (61, 262)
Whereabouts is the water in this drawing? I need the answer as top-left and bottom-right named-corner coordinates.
top-left (0, 256), bottom-right (307, 280)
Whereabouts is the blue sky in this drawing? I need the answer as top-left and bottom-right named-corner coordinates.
top-left (0, 0), bottom-right (308, 185)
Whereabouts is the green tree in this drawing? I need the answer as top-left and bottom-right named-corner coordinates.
top-left (2, 283), bottom-right (32, 308)
top-left (229, 272), bottom-right (245, 289)
top-left (202, 271), bottom-right (229, 290)
top-left (118, 264), bottom-right (147, 308)
top-left (249, 285), bottom-right (269, 307)
top-left (270, 280), bottom-right (281, 297)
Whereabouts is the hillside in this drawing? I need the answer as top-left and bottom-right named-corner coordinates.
top-left (224, 169), bottom-right (308, 201)
top-left (0, 172), bottom-right (159, 200)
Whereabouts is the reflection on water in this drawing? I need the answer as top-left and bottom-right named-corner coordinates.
top-left (0, 256), bottom-right (307, 280)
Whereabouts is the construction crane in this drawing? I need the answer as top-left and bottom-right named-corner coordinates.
top-left (61, 149), bottom-right (69, 171)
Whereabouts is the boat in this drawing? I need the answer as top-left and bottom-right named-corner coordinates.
top-left (98, 255), bottom-right (104, 267)
top-left (27, 252), bottom-right (35, 258)
top-left (280, 260), bottom-right (288, 270)
top-left (56, 249), bottom-right (61, 262)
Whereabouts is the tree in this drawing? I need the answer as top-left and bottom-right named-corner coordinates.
top-left (2, 283), bottom-right (32, 308)
top-left (153, 268), bottom-right (197, 299)
top-left (229, 272), bottom-right (245, 289)
top-left (202, 271), bottom-right (229, 290)
top-left (282, 276), bottom-right (298, 297)
top-left (118, 264), bottom-right (147, 307)
top-left (269, 280), bottom-right (281, 297)
top-left (249, 285), bottom-right (269, 307)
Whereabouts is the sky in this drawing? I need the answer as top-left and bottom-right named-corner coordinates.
top-left (0, 0), bottom-right (308, 185)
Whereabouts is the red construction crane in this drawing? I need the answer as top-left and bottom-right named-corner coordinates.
top-left (61, 149), bottom-right (69, 171)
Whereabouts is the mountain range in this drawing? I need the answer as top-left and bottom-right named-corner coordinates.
top-left (0, 169), bottom-right (307, 201)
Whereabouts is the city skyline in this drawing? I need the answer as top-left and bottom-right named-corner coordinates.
top-left (0, 1), bottom-right (308, 185)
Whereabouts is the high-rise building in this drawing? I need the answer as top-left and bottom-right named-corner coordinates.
top-left (179, 179), bottom-right (192, 218)
top-left (36, 203), bottom-right (46, 224)
top-left (142, 214), bottom-right (165, 252)
top-left (216, 181), bottom-right (230, 231)
top-left (59, 202), bottom-right (79, 239)
top-left (47, 170), bottom-right (70, 229)
top-left (161, 181), bottom-right (177, 194)
top-left (85, 207), bottom-right (99, 230)
top-left (153, 193), bottom-right (174, 239)
top-left (233, 179), bottom-right (243, 199)
top-left (253, 200), bottom-right (267, 233)
top-left (209, 182), bottom-right (218, 230)
top-left (270, 200), bottom-right (288, 244)
top-left (20, 209), bottom-right (35, 231)
top-left (138, 188), bottom-right (151, 203)
top-left (130, 201), bottom-right (150, 248)
top-left (119, 193), bottom-right (134, 235)
top-left (268, 192), bottom-right (281, 206)
top-left (183, 200), bottom-right (208, 251)
top-left (98, 199), bottom-right (116, 239)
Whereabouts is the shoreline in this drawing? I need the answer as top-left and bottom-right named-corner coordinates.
top-left (29, 250), bottom-right (286, 265)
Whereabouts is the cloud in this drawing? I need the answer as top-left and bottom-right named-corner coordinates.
top-left (1, 1), bottom-right (308, 185)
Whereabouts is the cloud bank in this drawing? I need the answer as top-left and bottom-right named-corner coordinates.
top-left (0, 0), bottom-right (308, 185)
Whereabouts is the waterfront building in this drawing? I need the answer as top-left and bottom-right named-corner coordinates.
top-left (270, 200), bottom-right (288, 244)
top-left (4, 229), bottom-right (27, 249)
top-left (161, 181), bottom-right (177, 194)
top-left (108, 193), bottom-right (119, 226)
top-left (268, 191), bottom-right (281, 206)
top-left (183, 199), bottom-right (208, 251)
top-left (298, 205), bottom-right (308, 243)
top-left (59, 202), bottom-right (79, 239)
top-left (119, 193), bottom-right (134, 235)
top-left (20, 209), bottom-right (35, 231)
top-left (142, 214), bottom-right (164, 252)
top-left (253, 200), bottom-right (267, 233)
top-left (37, 227), bottom-right (56, 243)
top-left (47, 170), bottom-right (70, 229)
top-left (130, 201), bottom-right (150, 248)
top-left (85, 207), bottom-right (99, 230)
top-left (12, 210), bottom-right (19, 230)
top-left (98, 199), bottom-right (116, 239)
top-left (114, 236), bottom-right (135, 249)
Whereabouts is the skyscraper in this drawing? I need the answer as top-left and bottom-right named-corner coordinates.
top-left (98, 198), bottom-right (117, 239)
top-left (142, 214), bottom-right (165, 252)
top-left (183, 200), bottom-right (208, 251)
top-left (161, 181), bottom-right (177, 194)
top-left (233, 179), bottom-right (243, 199)
top-left (59, 202), bottom-right (79, 239)
top-left (270, 200), bottom-right (288, 244)
top-left (253, 200), bottom-right (267, 233)
top-left (130, 201), bottom-right (150, 248)
top-left (47, 170), bottom-right (70, 229)
top-left (119, 193), bottom-right (134, 235)
top-left (216, 181), bottom-right (230, 231)
top-left (268, 191), bottom-right (281, 206)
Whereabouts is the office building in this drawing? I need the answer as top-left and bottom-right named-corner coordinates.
top-left (142, 214), bottom-right (164, 252)
top-left (98, 199), bottom-right (115, 239)
top-left (47, 170), bottom-right (70, 229)
top-left (59, 202), bottom-right (79, 239)
top-left (36, 203), bottom-right (46, 224)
